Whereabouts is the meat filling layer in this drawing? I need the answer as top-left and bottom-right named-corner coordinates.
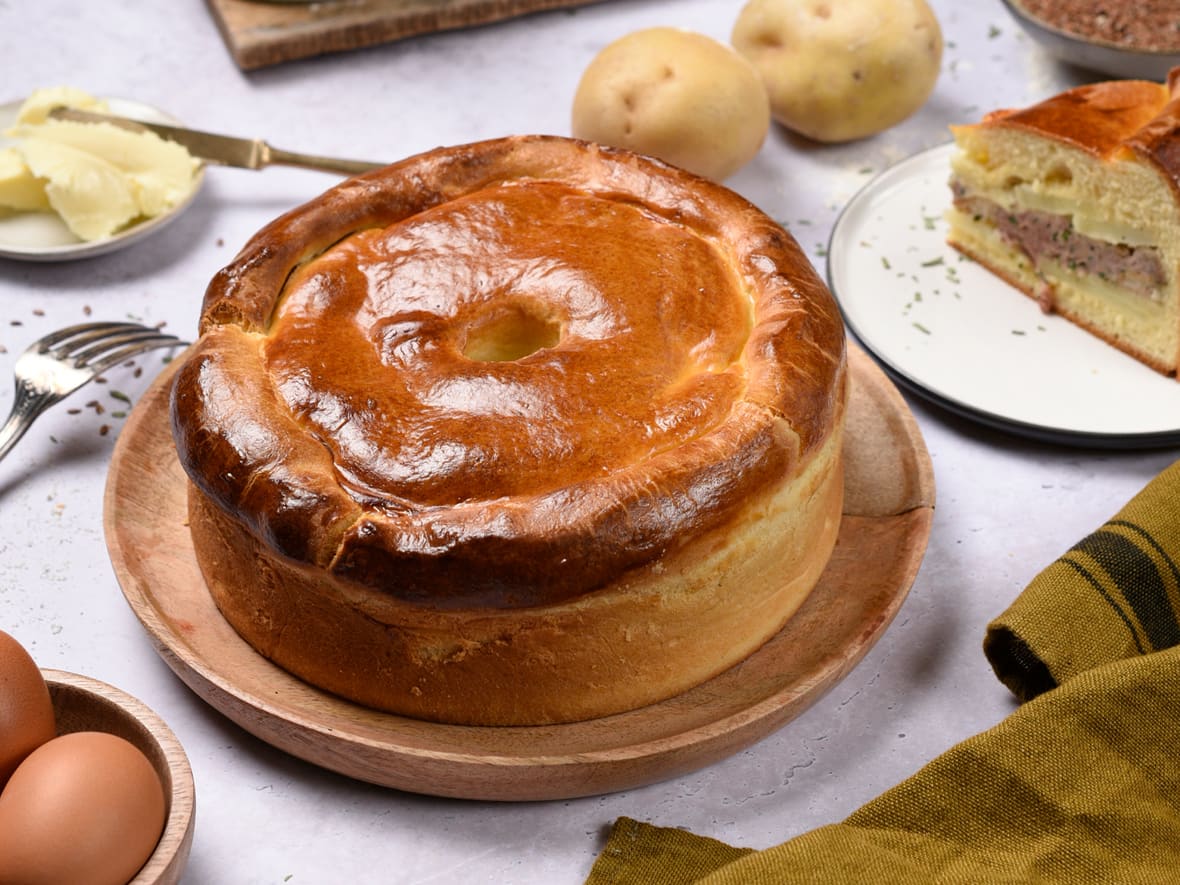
top-left (952, 185), bottom-right (1166, 302)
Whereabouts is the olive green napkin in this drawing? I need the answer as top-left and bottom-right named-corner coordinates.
top-left (984, 459), bottom-right (1180, 701)
top-left (586, 460), bottom-right (1180, 884)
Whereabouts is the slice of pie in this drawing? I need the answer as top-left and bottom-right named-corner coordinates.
top-left (947, 72), bottom-right (1180, 376)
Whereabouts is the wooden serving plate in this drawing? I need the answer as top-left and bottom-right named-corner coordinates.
top-left (103, 344), bottom-right (934, 801)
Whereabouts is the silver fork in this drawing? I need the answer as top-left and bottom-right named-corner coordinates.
top-left (0, 321), bottom-right (188, 462)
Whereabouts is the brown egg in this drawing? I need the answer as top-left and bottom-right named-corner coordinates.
top-left (0, 628), bottom-right (56, 789)
top-left (0, 731), bottom-right (166, 885)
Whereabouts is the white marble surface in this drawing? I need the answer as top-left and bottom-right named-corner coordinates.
top-left (1, 2), bottom-right (1176, 882)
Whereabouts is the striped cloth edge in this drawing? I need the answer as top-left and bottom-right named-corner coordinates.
top-left (985, 460), bottom-right (1180, 701)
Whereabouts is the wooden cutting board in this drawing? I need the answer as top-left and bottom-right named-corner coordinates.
top-left (205, 0), bottom-right (610, 70)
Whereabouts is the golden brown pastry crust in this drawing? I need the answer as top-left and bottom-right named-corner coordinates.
top-left (173, 136), bottom-right (845, 609)
top-left (187, 436), bottom-right (845, 725)
top-left (972, 73), bottom-right (1180, 192)
top-left (171, 135), bottom-right (847, 723)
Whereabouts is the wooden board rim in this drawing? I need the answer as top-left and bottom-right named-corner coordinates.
top-left (205, 0), bottom-right (613, 70)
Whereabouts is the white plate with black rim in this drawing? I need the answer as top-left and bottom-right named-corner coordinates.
top-left (826, 141), bottom-right (1180, 449)
top-left (0, 96), bottom-right (204, 262)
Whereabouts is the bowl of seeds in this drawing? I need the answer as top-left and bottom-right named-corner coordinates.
top-left (1003, 0), bottom-right (1180, 81)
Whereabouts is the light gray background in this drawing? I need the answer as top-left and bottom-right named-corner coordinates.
top-left (2, 2), bottom-right (1174, 882)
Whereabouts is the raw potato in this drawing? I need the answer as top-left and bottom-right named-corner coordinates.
top-left (572, 27), bottom-right (770, 180)
top-left (732, 0), bottom-right (943, 143)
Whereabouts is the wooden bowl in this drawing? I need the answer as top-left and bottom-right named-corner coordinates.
top-left (42, 669), bottom-right (195, 885)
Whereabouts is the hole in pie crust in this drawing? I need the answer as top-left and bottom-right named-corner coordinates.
top-left (462, 304), bottom-right (562, 362)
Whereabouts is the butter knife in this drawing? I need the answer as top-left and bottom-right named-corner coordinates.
top-left (48, 107), bottom-right (385, 176)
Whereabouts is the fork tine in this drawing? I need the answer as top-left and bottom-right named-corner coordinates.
top-left (37, 322), bottom-right (157, 355)
top-left (71, 328), bottom-right (181, 366)
top-left (84, 337), bottom-right (186, 378)
top-left (0, 321), bottom-right (189, 465)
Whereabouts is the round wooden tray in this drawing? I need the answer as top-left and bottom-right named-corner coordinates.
top-left (103, 344), bottom-right (934, 801)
